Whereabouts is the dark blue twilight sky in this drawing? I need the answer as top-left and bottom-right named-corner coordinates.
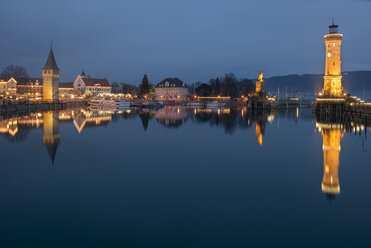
top-left (0, 0), bottom-right (370, 84)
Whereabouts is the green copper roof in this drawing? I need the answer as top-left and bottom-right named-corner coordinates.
top-left (43, 46), bottom-right (59, 70)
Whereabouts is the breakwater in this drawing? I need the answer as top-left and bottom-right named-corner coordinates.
top-left (314, 96), bottom-right (371, 125)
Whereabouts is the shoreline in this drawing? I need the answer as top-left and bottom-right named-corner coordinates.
top-left (0, 101), bottom-right (88, 116)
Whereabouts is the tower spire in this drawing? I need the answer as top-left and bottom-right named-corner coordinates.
top-left (43, 45), bottom-right (59, 70)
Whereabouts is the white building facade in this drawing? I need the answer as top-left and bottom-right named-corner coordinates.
top-left (0, 78), bottom-right (17, 96)
top-left (155, 78), bottom-right (188, 101)
top-left (73, 72), bottom-right (111, 95)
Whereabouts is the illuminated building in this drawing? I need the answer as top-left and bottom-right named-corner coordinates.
top-left (322, 20), bottom-right (343, 97)
top-left (155, 78), bottom-right (188, 101)
top-left (59, 82), bottom-right (75, 96)
top-left (42, 46), bottom-right (60, 101)
top-left (0, 78), bottom-right (17, 96)
top-left (6, 79), bottom-right (73, 97)
top-left (319, 124), bottom-right (342, 194)
top-left (0, 79), bottom-right (8, 95)
top-left (14, 78), bottom-right (43, 95)
top-left (43, 111), bottom-right (60, 163)
top-left (73, 71), bottom-right (111, 95)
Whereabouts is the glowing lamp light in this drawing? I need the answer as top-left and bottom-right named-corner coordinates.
top-left (327, 52), bottom-right (332, 57)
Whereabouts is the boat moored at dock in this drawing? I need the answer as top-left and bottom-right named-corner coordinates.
top-left (141, 101), bottom-right (164, 109)
top-left (89, 99), bottom-right (133, 109)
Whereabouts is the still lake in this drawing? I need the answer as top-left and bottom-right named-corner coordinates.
top-left (0, 106), bottom-right (370, 247)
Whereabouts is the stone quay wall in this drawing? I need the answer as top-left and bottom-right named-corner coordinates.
top-left (0, 101), bottom-right (88, 115)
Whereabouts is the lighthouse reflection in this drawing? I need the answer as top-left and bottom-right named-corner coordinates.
top-left (317, 122), bottom-right (343, 195)
top-left (315, 109), bottom-right (369, 198)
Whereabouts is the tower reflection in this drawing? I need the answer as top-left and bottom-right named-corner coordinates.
top-left (315, 110), bottom-right (368, 197)
top-left (43, 111), bottom-right (60, 163)
top-left (316, 122), bottom-right (343, 195)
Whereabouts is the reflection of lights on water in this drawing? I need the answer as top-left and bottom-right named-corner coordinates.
top-left (296, 107), bottom-right (299, 118)
top-left (267, 114), bottom-right (275, 123)
top-left (222, 109), bottom-right (230, 114)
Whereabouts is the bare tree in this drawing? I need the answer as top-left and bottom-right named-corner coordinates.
top-left (121, 83), bottom-right (138, 94)
top-left (0, 65), bottom-right (29, 79)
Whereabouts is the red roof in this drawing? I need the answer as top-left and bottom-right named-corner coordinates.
top-left (81, 77), bottom-right (110, 87)
top-left (14, 78), bottom-right (43, 85)
top-left (59, 82), bottom-right (74, 88)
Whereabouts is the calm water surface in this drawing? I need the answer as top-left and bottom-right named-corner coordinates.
top-left (0, 106), bottom-right (370, 247)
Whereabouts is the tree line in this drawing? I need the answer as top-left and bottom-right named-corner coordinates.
top-left (191, 73), bottom-right (255, 97)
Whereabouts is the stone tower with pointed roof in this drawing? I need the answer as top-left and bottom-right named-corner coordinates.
top-left (42, 46), bottom-right (60, 101)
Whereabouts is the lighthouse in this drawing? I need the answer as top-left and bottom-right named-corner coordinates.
top-left (322, 20), bottom-right (343, 97)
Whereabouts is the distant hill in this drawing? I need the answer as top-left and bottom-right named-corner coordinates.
top-left (263, 71), bottom-right (371, 98)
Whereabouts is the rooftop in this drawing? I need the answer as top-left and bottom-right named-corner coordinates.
top-left (43, 46), bottom-right (59, 70)
top-left (156, 78), bottom-right (186, 88)
top-left (81, 77), bottom-right (111, 87)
